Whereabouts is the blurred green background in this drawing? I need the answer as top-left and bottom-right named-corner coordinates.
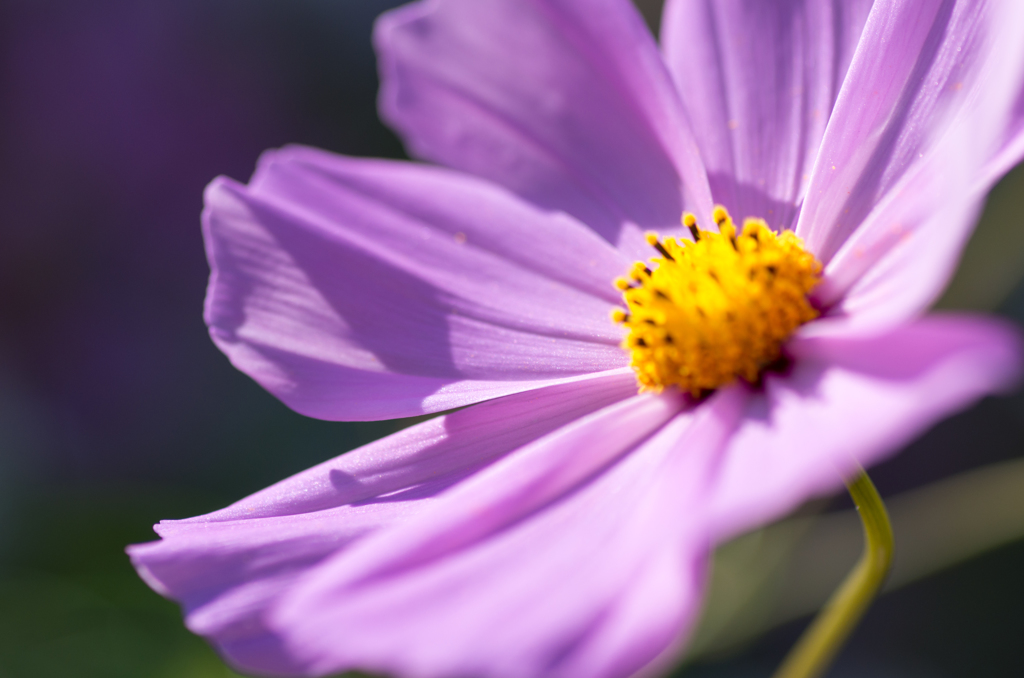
top-left (1, 1), bottom-right (1023, 677)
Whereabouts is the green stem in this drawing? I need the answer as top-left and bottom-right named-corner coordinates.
top-left (771, 468), bottom-right (894, 678)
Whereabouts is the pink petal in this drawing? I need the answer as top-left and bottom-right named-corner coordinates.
top-left (661, 0), bottom-right (872, 231)
top-left (709, 315), bottom-right (1022, 542)
top-left (190, 370), bottom-right (638, 523)
top-left (811, 129), bottom-right (982, 334)
top-left (796, 0), bottom-right (1024, 264)
top-left (204, 146), bottom-right (632, 421)
top-left (814, 1), bottom-right (1024, 331)
top-left (128, 372), bottom-right (640, 676)
top-left (982, 80), bottom-right (1024, 184)
top-left (270, 388), bottom-right (746, 678)
top-left (374, 0), bottom-right (712, 256)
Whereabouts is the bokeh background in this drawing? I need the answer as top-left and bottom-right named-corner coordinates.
top-left (1, 1), bottom-right (1023, 677)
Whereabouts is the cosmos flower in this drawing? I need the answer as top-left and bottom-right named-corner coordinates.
top-left (131, 1), bottom-right (1024, 677)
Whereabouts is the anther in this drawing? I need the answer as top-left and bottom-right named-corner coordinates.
top-left (630, 262), bottom-right (652, 279)
top-left (711, 206), bottom-right (739, 250)
top-left (712, 205), bottom-right (728, 226)
top-left (645, 232), bottom-right (675, 261)
top-left (682, 212), bottom-right (700, 241)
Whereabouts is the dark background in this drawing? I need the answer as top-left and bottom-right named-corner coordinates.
top-left (1, 1), bottom-right (1022, 677)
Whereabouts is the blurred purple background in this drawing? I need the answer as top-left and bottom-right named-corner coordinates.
top-left (0, 0), bottom-right (407, 497)
top-left (1, 1), bottom-right (1022, 677)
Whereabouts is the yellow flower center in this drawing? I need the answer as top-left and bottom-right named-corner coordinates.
top-left (612, 206), bottom-right (821, 396)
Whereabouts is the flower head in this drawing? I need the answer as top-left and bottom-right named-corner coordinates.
top-left (131, 1), bottom-right (1024, 677)
top-left (615, 210), bottom-right (822, 394)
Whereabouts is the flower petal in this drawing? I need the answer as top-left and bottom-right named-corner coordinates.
top-left (809, 132), bottom-right (981, 334)
top-left (374, 0), bottom-right (712, 253)
top-left (983, 82), bottom-right (1024, 184)
top-left (204, 146), bottom-right (632, 421)
top-left (270, 388), bottom-right (745, 678)
top-left (660, 0), bottom-right (872, 230)
top-left (796, 0), bottom-right (1024, 264)
top-left (811, 1), bottom-right (1024, 331)
top-left (128, 372), bottom-right (640, 676)
top-left (709, 315), bottom-right (1022, 542)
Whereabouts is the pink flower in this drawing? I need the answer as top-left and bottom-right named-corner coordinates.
top-left (130, 1), bottom-right (1024, 677)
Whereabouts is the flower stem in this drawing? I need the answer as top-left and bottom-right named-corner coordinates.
top-left (771, 468), bottom-right (894, 678)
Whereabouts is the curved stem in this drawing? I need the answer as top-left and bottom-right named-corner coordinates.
top-left (771, 468), bottom-right (894, 678)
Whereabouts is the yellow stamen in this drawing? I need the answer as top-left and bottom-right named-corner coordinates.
top-left (612, 206), bottom-right (821, 396)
